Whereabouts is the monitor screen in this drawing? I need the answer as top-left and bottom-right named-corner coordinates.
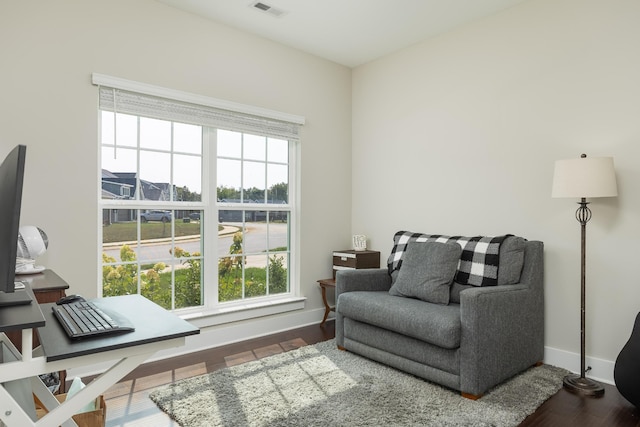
top-left (0, 144), bottom-right (32, 306)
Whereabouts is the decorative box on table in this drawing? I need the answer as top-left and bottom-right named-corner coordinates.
top-left (332, 249), bottom-right (380, 278)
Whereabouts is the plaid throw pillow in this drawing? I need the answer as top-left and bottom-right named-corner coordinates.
top-left (387, 231), bottom-right (512, 287)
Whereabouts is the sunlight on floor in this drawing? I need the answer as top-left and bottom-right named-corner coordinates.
top-left (231, 350), bottom-right (357, 426)
top-left (105, 338), bottom-right (308, 426)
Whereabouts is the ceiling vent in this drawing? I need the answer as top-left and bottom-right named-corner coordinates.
top-left (249, 1), bottom-right (287, 18)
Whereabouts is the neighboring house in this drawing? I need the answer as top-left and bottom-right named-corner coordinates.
top-left (218, 199), bottom-right (287, 223)
top-left (102, 171), bottom-right (134, 199)
top-left (101, 169), bottom-right (175, 224)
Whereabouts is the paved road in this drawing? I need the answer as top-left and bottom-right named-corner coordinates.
top-left (103, 222), bottom-right (288, 267)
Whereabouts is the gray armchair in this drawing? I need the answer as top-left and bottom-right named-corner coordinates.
top-left (335, 239), bottom-right (544, 398)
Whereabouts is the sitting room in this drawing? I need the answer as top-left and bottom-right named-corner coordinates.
top-left (1, 0), bottom-right (639, 425)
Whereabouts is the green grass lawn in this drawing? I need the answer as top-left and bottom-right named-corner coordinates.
top-left (103, 221), bottom-right (202, 243)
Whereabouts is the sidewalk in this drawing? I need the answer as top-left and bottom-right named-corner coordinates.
top-left (103, 223), bottom-right (240, 249)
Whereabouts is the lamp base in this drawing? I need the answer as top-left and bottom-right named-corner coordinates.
top-left (563, 374), bottom-right (605, 397)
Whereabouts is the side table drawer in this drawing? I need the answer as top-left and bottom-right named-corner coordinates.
top-left (332, 250), bottom-right (380, 278)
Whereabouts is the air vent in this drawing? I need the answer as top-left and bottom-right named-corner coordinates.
top-left (249, 1), bottom-right (287, 18)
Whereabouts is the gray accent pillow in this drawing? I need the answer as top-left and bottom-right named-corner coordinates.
top-left (389, 241), bottom-right (462, 305)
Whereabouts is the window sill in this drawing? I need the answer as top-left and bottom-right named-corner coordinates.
top-left (177, 296), bottom-right (306, 328)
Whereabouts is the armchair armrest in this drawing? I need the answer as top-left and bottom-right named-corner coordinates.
top-left (334, 268), bottom-right (391, 347)
top-left (459, 282), bottom-right (544, 395)
top-left (459, 239), bottom-right (544, 396)
top-left (335, 268), bottom-right (391, 297)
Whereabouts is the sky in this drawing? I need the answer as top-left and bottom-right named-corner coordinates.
top-left (100, 113), bottom-right (288, 195)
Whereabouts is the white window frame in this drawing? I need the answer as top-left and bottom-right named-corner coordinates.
top-left (94, 73), bottom-right (305, 324)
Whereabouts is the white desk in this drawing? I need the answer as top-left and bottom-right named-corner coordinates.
top-left (0, 291), bottom-right (199, 427)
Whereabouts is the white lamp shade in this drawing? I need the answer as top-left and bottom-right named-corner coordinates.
top-left (552, 156), bottom-right (618, 199)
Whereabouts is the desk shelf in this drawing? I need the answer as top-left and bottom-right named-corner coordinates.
top-left (4, 270), bottom-right (69, 394)
top-left (5, 270), bottom-right (69, 352)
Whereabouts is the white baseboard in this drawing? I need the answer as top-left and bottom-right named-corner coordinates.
top-left (67, 307), bottom-right (331, 380)
top-left (544, 346), bottom-right (615, 385)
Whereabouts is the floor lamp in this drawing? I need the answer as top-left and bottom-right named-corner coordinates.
top-left (552, 154), bottom-right (617, 397)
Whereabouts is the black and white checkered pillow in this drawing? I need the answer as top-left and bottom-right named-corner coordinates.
top-left (387, 231), bottom-right (511, 287)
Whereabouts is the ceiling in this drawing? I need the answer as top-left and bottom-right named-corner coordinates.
top-left (157, 0), bottom-right (528, 68)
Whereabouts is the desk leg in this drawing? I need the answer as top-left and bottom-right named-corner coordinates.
top-left (0, 334), bottom-right (39, 426)
top-left (30, 352), bottom-right (152, 427)
top-left (21, 329), bottom-right (32, 362)
top-left (0, 384), bottom-right (39, 427)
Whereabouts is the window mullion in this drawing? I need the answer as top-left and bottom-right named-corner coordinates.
top-left (203, 127), bottom-right (216, 309)
top-left (136, 116), bottom-right (142, 202)
top-left (170, 122), bottom-right (174, 202)
top-left (240, 133), bottom-right (245, 203)
top-left (263, 137), bottom-right (268, 204)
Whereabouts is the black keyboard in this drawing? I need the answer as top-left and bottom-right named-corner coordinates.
top-left (52, 300), bottom-right (134, 339)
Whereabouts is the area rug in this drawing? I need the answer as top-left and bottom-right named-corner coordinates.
top-left (150, 340), bottom-right (568, 426)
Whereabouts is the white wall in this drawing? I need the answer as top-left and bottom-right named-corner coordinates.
top-left (352, 0), bottom-right (640, 381)
top-left (0, 1), bottom-right (352, 329)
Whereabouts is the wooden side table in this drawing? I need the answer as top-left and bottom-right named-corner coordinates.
top-left (319, 249), bottom-right (380, 326)
top-left (317, 278), bottom-right (335, 326)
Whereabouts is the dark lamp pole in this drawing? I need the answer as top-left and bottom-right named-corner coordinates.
top-left (552, 153), bottom-right (617, 398)
top-left (561, 198), bottom-right (604, 397)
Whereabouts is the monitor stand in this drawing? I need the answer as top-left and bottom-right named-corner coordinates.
top-left (0, 288), bottom-right (33, 307)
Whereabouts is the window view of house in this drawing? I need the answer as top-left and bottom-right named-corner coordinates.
top-left (99, 107), bottom-right (293, 311)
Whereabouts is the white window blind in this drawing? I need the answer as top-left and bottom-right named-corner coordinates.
top-left (93, 73), bottom-right (304, 142)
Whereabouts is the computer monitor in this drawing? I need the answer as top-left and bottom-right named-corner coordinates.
top-left (0, 144), bottom-right (32, 306)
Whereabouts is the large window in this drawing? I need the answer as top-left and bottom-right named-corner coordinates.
top-left (95, 75), bottom-right (303, 314)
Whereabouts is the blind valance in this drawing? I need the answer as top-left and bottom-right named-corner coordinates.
top-left (94, 74), bottom-right (303, 142)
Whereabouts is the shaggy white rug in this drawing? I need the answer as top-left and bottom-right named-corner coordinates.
top-left (150, 340), bottom-right (567, 426)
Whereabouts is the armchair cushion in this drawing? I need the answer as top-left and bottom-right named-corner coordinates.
top-left (388, 241), bottom-right (461, 304)
top-left (338, 291), bottom-right (462, 348)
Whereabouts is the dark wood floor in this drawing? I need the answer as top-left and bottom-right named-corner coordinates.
top-left (520, 378), bottom-right (640, 427)
top-left (97, 320), bottom-right (640, 426)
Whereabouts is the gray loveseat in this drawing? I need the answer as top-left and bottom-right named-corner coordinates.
top-left (335, 232), bottom-right (544, 398)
